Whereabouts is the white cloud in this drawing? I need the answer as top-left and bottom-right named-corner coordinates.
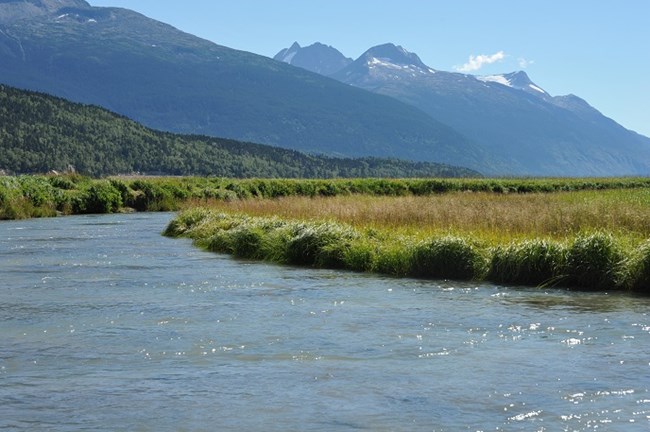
top-left (518, 57), bottom-right (535, 69)
top-left (455, 51), bottom-right (506, 73)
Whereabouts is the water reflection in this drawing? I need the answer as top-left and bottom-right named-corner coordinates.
top-left (501, 290), bottom-right (650, 313)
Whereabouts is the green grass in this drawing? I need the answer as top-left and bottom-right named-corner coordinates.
top-left (164, 209), bottom-right (650, 293)
top-left (3, 175), bottom-right (650, 221)
top-left (4, 174), bottom-right (649, 293)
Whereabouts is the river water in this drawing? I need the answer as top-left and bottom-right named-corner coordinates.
top-left (1, 213), bottom-right (649, 431)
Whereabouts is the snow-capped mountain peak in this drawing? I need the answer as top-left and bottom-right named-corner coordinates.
top-left (477, 71), bottom-right (548, 97)
top-left (362, 43), bottom-right (435, 73)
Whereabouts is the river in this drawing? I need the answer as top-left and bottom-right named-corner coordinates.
top-left (1, 213), bottom-right (649, 431)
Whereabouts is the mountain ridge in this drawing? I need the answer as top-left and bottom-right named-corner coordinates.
top-left (274, 41), bottom-right (353, 76)
top-left (0, 2), bottom-right (493, 172)
top-left (277, 41), bottom-right (650, 176)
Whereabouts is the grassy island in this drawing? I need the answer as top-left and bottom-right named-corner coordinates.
top-left (163, 181), bottom-right (650, 294)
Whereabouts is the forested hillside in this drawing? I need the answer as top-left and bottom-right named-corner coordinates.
top-left (0, 0), bottom-right (491, 172)
top-left (0, 85), bottom-right (479, 178)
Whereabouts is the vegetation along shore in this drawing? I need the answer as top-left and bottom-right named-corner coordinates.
top-left (3, 174), bottom-right (650, 293)
top-left (162, 178), bottom-right (650, 294)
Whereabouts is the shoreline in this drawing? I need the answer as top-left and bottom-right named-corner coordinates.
top-left (165, 209), bottom-right (650, 295)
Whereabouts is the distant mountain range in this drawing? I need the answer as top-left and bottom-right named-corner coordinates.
top-left (0, 84), bottom-right (479, 178)
top-left (0, 0), bottom-right (490, 173)
top-left (277, 42), bottom-right (650, 176)
top-left (1, 0), bottom-right (649, 176)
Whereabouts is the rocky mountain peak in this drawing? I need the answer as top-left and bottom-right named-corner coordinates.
top-left (274, 41), bottom-right (352, 76)
top-left (362, 43), bottom-right (430, 70)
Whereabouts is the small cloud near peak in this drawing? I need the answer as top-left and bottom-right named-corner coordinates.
top-left (455, 51), bottom-right (506, 73)
top-left (518, 57), bottom-right (535, 69)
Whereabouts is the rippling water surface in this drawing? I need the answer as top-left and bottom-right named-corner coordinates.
top-left (1, 213), bottom-right (650, 431)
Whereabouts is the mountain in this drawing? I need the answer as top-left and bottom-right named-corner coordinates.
top-left (274, 42), bottom-right (352, 76)
top-left (278, 42), bottom-right (650, 176)
top-left (0, 84), bottom-right (481, 178)
top-left (0, 1), bottom-right (491, 173)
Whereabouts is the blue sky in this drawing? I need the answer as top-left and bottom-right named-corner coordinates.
top-left (89, 0), bottom-right (650, 137)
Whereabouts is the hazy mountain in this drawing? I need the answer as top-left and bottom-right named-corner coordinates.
top-left (0, 1), bottom-right (491, 172)
top-left (274, 42), bottom-right (352, 76)
top-left (290, 42), bottom-right (650, 176)
top-left (0, 84), bottom-right (481, 178)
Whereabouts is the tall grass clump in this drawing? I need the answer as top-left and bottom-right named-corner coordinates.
top-left (162, 207), bottom-right (212, 237)
top-left (284, 222), bottom-right (360, 268)
top-left (488, 240), bottom-right (566, 287)
top-left (562, 233), bottom-right (624, 291)
top-left (410, 237), bottom-right (487, 280)
top-left (373, 241), bottom-right (413, 277)
top-left (623, 240), bottom-right (650, 294)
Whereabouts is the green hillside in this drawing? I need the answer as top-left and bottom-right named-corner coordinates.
top-left (0, 85), bottom-right (480, 178)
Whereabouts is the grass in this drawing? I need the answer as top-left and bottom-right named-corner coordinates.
top-left (165, 188), bottom-right (650, 293)
top-left (3, 174), bottom-right (649, 292)
top-left (3, 174), bottom-right (650, 220)
top-left (194, 189), bottom-right (650, 243)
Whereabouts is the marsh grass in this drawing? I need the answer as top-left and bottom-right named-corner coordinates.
top-left (167, 188), bottom-right (650, 292)
top-left (200, 190), bottom-right (650, 243)
top-left (411, 237), bottom-right (486, 280)
top-left (625, 240), bottom-right (650, 294)
top-left (3, 175), bottom-right (650, 220)
top-left (563, 233), bottom-right (624, 291)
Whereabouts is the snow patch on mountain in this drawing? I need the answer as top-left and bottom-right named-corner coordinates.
top-left (477, 72), bottom-right (549, 97)
top-left (528, 84), bottom-right (545, 94)
top-left (477, 75), bottom-right (511, 87)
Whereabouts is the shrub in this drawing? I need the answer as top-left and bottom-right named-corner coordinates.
top-left (75, 181), bottom-right (123, 214)
top-left (129, 181), bottom-right (175, 211)
top-left (410, 236), bottom-right (486, 280)
top-left (48, 175), bottom-right (77, 190)
top-left (563, 233), bottom-right (623, 290)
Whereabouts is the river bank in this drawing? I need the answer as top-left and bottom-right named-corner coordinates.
top-left (165, 201), bottom-right (650, 293)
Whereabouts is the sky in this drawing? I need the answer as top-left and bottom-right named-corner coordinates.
top-left (89, 0), bottom-right (650, 137)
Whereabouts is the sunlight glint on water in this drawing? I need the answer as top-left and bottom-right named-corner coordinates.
top-left (1, 213), bottom-right (649, 431)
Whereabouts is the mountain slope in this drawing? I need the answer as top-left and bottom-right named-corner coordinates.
top-left (277, 42), bottom-right (650, 176)
top-left (0, 1), bottom-right (492, 172)
top-left (0, 84), bottom-right (481, 178)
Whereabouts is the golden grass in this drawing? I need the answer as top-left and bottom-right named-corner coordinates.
top-left (189, 188), bottom-right (650, 245)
